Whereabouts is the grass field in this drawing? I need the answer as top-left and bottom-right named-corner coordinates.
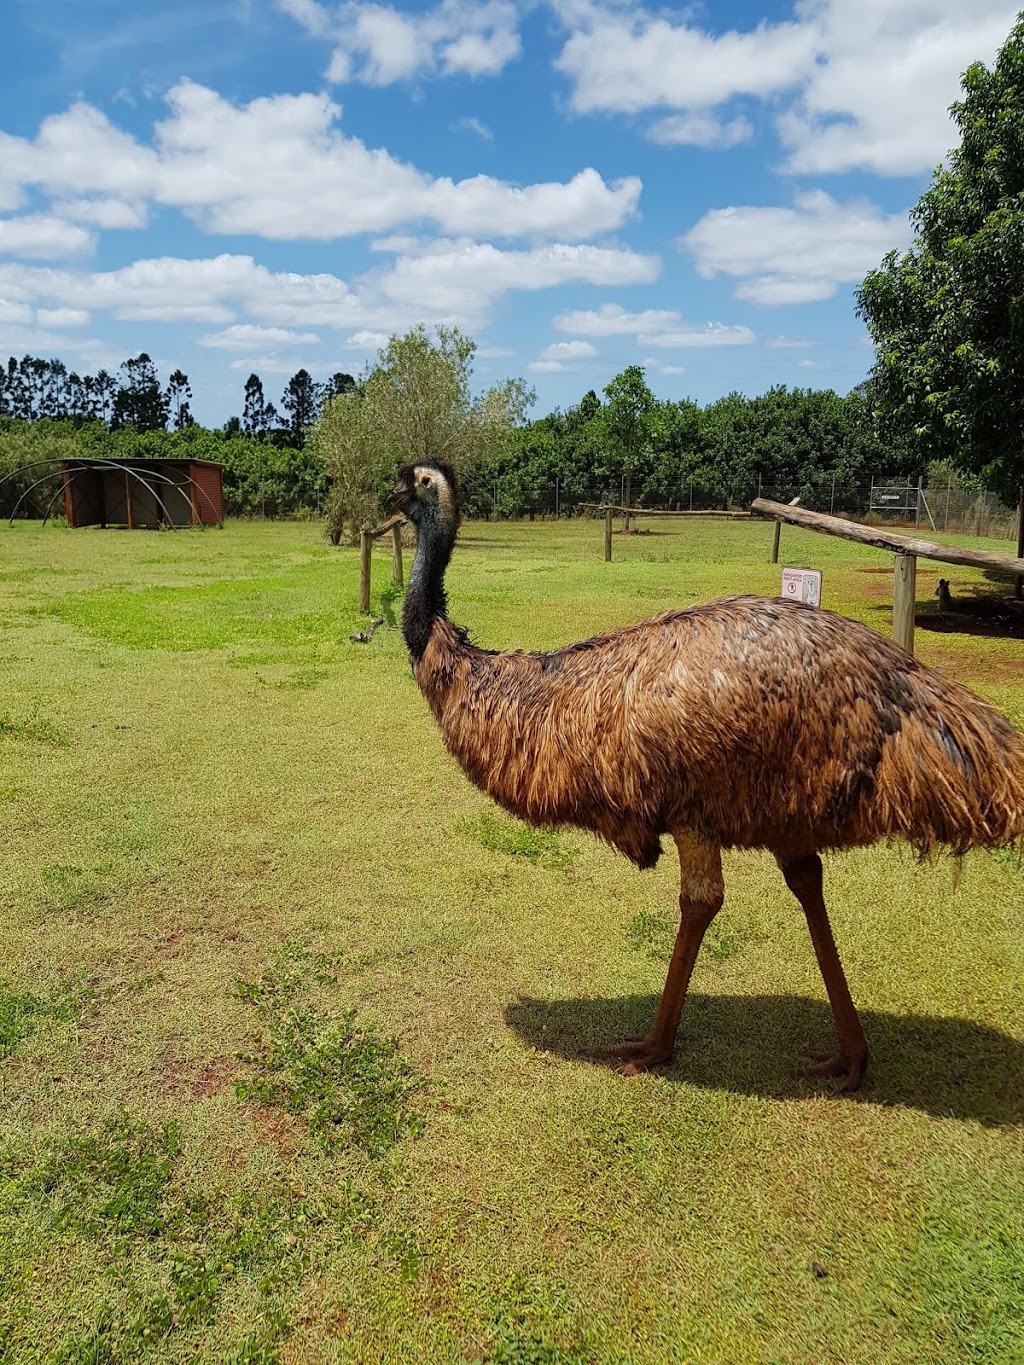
top-left (1, 514), bottom-right (1023, 1363)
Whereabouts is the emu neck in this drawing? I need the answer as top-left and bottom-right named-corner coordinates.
top-left (403, 515), bottom-right (455, 660)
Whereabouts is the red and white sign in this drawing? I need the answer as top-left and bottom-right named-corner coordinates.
top-left (781, 566), bottom-right (822, 607)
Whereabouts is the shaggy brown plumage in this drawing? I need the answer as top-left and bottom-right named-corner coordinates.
top-left (390, 460), bottom-right (1024, 1089)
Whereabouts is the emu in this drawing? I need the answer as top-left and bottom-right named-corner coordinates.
top-left (390, 460), bottom-right (1024, 1089)
top-left (935, 577), bottom-right (1014, 621)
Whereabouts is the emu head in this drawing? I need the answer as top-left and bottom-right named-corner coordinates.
top-left (389, 459), bottom-right (461, 538)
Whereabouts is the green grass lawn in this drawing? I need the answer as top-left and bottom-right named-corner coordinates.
top-left (1, 515), bottom-right (1023, 1363)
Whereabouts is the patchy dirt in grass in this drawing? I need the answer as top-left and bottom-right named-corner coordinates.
top-left (249, 1106), bottom-right (297, 1159)
top-left (194, 1057), bottom-right (233, 1098)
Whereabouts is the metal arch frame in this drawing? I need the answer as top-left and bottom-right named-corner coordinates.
top-left (2, 457), bottom-right (223, 528)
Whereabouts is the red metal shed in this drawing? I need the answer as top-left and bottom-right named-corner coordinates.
top-left (61, 459), bottom-right (224, 528)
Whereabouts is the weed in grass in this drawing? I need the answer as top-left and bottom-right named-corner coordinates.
top-left (39, 863), bottom-right (110, 917)
top-left (0, 712), bottom-right (69, 747)
top-left (377, 579), bottom-right (402, 628)
top-left (99, 803), bottom-right (156, 860)
top-left (234, 943), bottom-right (426, 1156)
top-left (0, 978), bottom-right (89, 1057)
top-left (463, 811), bottom-right (574, 871)
top-left (487, 1332), bottom-right (601, 1365)
top-left (384, 1230), bottom-right (424, 1283)
top-left (26, 1114), bottom-right (181, 1238)
top-left (625, 911), bottom-right (740, 963)
top-left (274, 666), bottom-right (328, 690)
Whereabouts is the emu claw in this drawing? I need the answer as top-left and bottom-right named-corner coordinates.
top-left (594, 1037), bottom-right (672, 1076)
top-left (795, 1045), bottom-right (867, 1093)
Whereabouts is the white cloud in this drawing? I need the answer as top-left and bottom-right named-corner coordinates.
top-left (1, 82), bottom-right (639, 243)
top-left (227, 354), bottom-right (325, 374)
top-left (36, 307), bottom-right (89, 327)
top-left (0, 300), bottom-right (34, 325)
top-left (455, 116), bottom-right (494, 141)
top-left (345, 329), bottom-right (390, 347)
top-left (641, 357), bottom-right (686, 376)
top-left (364, 239), bottom-right (659, 322)
top-left (555, 7), bottom-right (814, 115)
top-left (0, 214), bottom-right (94, 259)
top-left (279, 0), bottom-right (521, 86)
top-left (647, 114), bottom-right (752, 149)
top-left (552, 302), bottom-right (754, 347)
top-left (55, 198), bottom-right (148, 229)
top-left (554, 303), bottom-right (683, 336)
top-left (529, 335), bottom-right (600, 368)
top-left (765, 335), bottom-right (816, 349)
top-left (200, 324), bottom-right (321, 350)
top-left (638, 324), bottom-right (755, 348)
top-left (0, 240), bottom-right (658, 342)
top-left (680, 190), bottom-right (911, 305)
top-left (779, 1), bottom-right (1019, 175)
top-left (554, 1), bottom-right (1020, 177)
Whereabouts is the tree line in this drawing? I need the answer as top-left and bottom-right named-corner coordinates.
top-left (0, 339), bottom-right (924, 530)
top-left (0, 353), bottom-right (355, 448)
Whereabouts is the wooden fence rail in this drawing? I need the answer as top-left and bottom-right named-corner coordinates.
top-left (359, 513), bottom-right (406, 613)
top-left (751, 497), bottom-right (1024, 655)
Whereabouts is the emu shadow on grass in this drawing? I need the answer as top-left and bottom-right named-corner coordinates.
top-left (504, 993), bottom-right (1024, 1127)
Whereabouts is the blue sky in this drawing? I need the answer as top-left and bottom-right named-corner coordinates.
top-left (0, 0), bottom-right (1018, 425)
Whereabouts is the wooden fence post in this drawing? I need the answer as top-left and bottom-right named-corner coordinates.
top-left (359, 525), bottom-right (372, 612)
top-left (892, 553), bottom-right (916, 655)
top-left (391, 523), bottom-right (403, 586)
top-left (604, 507), bottom-right (612, 562)
top-left (769, 496), bottom-right (800, 564)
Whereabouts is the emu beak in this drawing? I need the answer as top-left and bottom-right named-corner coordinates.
top-left (387, 480), bottom-right (412, 517)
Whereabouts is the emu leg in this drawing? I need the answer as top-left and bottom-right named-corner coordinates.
top-left (780, 854), bottom-right (868, 1092)
top-left (599, 836), bottom-right (723, 1077)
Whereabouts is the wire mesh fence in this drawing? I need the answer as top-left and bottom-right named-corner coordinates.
top-left (466, 473), bottom-right (1021, 543)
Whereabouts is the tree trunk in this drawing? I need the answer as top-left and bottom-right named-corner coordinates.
top-left (1016, 484), bottom-right (1024, 599)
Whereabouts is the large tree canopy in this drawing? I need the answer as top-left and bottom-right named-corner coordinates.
top-left (857, 16), bottom-right (1024, 502)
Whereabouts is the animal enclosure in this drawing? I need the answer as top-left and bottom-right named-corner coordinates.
top-left (60, 457), bottom-right (224, 529)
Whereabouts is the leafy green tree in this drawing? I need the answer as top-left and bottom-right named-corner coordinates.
top-left (321, 372), bottom-right (356, 409)
top-left (111, 354), bottom-right (169, 432)
top-left (313, 390), bottom-right (384, 545)
top-left (280, 369), bottom-right (320, 448)
top-left (242, 373), bottom-right (269, 437)
top-left (857, 14), bottom-right (1024, 555)
top-left (166, 370), bottom-right (194, 430)
top-left (600, 365), bottom-right (656, 527)
top-left (361, 325), bottom-right (531, 473)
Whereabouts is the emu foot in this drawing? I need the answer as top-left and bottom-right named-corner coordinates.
top-left (594, 1037), bottom-right (673, 1077)
top-left (795, 1045), bottom-right (867, 1093)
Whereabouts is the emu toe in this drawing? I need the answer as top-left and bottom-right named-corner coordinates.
top-left (795, 1045), bottom-right (867, 1092)
top-left (594, 1037), bottom-right (673, 1076)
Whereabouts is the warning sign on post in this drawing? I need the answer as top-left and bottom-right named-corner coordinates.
top-left (781, 566), bottom-right (822, 607)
